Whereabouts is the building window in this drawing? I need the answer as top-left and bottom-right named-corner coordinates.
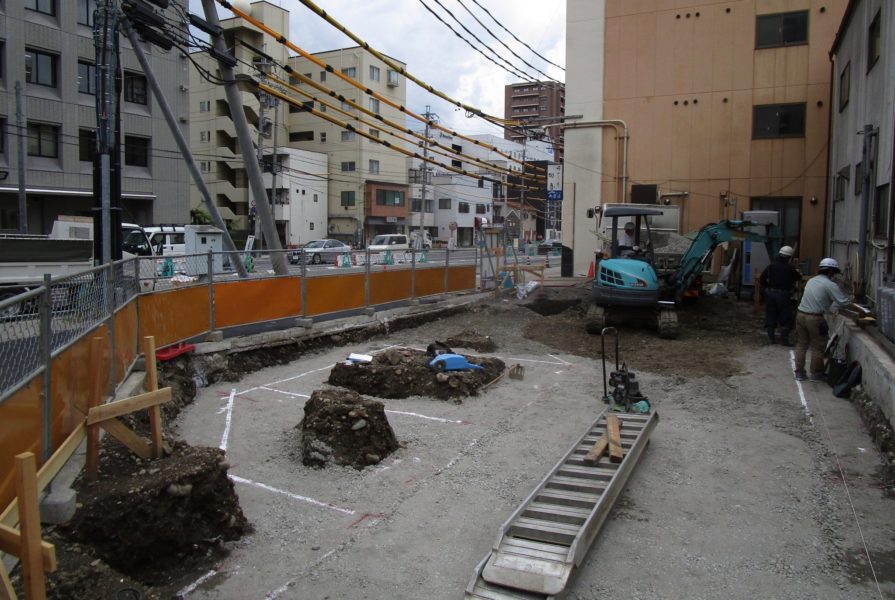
top-left (868, 11), bottom-right (881, 73)
top-left (855, 162), bottom-right (863, 196)
top-left (752, 103), bottom-right (806, 138)
top-left (200, 161), bottom-right (211, 172)
top-left (320, 132), bottom-right (326, 143)
top-left (199, 100), bottom-right (209, 112)
top-left (476, 203), bottom-right (486, 214)
top-left (289, 104), bottom-right (301, 114)
top-left (313, 194), bottom-right (318, 202)
top-left (309, 222), bottom-right (314, 231)
top-left (369, 128), bottom-right (380, 141)
top-left (411, 198), bottom-right (421, 212)
top-left (425, 199), bottom-right (433, 213)
top-left (439, 198), bottom-right (451, 210)
top-left (199, 130), bottom-right (209, 142)
top-left (320, 70), bottom-right (326, 82)
top-left (341, 130), bottom-right (356, 142)
top-left (369, 66), bottom-right (380, 82)
top-left (458, 202), bottom-right (470, 213)
top-left (77, 0), bottom-right (95, 25)
top-left (873, 185), bottom-right (890, 238)
top-left (124, 135), bottom-right (150, 167)
top-left (340, 191), bottom-right (355, 207)
top-left (835, 166), bottom-right (849, 202)
top-left (27, 122), bottom-right (59, 158)
top-left (341, 66), bottom-right (356, 78)
top-left (25, 48), bottom-right (57, 87)
top-left (124, 71), bottom-right (147, 105)
top-left (387, 69), bottom-right (399, 86)
top-left (369, 98), bottom-right (380, 114)
top-left (25, 0), bottom-right (55, 15)
top-left (288, 76), bottom-right (300, 86)
top-left (0, 119), bottom-right (5, 154)
top-left (376, 189), bottom-right (404, 206)
top-left (289, 131), bottom-right (314, 142)
top-left (838, 62), bottom-right (850, 112)
top-left (369, 160), bottom-right (379, 175)
top-left (78, 128), bottom-right (96, 162)
top-left (755, 11), bottom-right (808, 48)
top-left (78, 61), bottom-right (96, 95)
top-left (341, 161), bottom-right (356, 172)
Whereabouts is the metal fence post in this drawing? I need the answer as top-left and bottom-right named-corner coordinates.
top-left (364, 247), bottom-right (371, 308)
top-left (411, 248), bottom-right (417, 301)
top-left (39, 274), bottom-right (52, 462)
top-left (444, 246), bottom-right (451, 294)
top-left (208, 250), bottom-right (215, 333)
top-left (300, 250), bottom-right (308, 317)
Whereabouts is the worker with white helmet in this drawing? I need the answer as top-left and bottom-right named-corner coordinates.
top-left (794, 258), bottom-right (853, 381)
top-left (759, 245), bottom-right (802, 345)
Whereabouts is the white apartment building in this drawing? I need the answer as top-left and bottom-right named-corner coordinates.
top-left (261, 147), bottom-right (328, 246)
top-left (430, 174), bottom-right (493, 247)
top-left (286, 47), bottom-right (409, 247)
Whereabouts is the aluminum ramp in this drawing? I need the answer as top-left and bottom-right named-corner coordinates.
top-left (465, 409), bottom-right (658, 598)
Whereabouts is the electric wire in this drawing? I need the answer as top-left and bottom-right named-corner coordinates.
top-left (466, 0), bottom-right (564, 71)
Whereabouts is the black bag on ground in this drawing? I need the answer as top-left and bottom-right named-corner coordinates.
top-left (832, 361), bottom-right (861, 399)
top-left (826, 358), bottom-right (849, 387)
top-left (426, 341), bottom-right (453, 357)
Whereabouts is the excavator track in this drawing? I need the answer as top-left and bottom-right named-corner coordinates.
top-left (465, 409), bottom-right (658, 598)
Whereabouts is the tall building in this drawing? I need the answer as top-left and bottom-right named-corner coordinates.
top-left (286, 47), bottom-right (409, 247)
top-left (0, 0), bottom-right (190, 232)
top-left (563, 0), bottom-right (848, 275)
top-left (504, 81), bottom-right (565, 163)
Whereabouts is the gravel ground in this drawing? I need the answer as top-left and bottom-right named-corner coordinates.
top-left (171, 290), bottom-right (894, 599)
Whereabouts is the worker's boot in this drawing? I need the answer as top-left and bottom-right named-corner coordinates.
top-left (767, 331), bottom-right (776, 344)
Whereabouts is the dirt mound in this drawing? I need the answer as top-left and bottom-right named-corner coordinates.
top-left (66, 444), bottom-right (249, 581)
top-left (300, 388), bottom-right (400, 469)
top-left (446, 329), bottom-right (497, 352)
top-left (519, 286), bottom-right (586, 316)
top-left (328, 348), bottom-right (505, 401)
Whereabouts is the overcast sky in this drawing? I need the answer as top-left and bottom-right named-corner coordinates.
top-left (192, 0), bottom-right (566, 136)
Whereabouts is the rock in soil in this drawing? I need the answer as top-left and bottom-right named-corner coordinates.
top-left (327, 348), bottom-right (505, 401)
top-left (446, 329), bottom-right (498, 352)
top-left (65, 445), bottom-right (249, 581)
top-left (300, 388), bottom-right (399, 469)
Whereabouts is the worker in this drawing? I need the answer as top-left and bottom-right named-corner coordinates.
top-left (794, 258), bottom-right (852, 382)
top-left (618, 222), bottom-right (637, 256)
top-left (759, 245), bottom-right (801, 345)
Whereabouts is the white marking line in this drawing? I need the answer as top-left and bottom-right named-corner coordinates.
top-left (219, 388), bottom-right (236, 451)
top-left (266, 549), bottom-right (336, 599)
top-left (236, 344), bottom-right (400, 396)
top-left (177, 568), bottom-right (218, 598)
top-left (788, 351), bottom-right (814, 424)
top-left (385, 409), bottom-right (466, 424)
top-left (230, 474), bottom-right (355, 516)
top-left (548, 353), bottom-right (573, 366)
top-left (503, 356), bottom-right (567, 366)
top-left (261, 386), bottom-right (310, 399)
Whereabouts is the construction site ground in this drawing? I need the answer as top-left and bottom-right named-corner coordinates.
top-left (26, 284), bottom-right (895, 599)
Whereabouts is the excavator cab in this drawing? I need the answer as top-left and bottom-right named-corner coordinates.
top-left (601, 206), bottom-right (661, 263)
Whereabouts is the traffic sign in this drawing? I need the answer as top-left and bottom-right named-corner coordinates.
top-left (547, 190), bottom-right (563, 201)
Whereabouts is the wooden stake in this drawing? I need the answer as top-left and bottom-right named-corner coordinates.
top-left (583, 433), bottom-right (609, 465)
top-left (86, 336), bottom-right (105, 480)
top-left (14, 453), bottom-right (46, 600)
top-left (142, 336), bottom-right (164, 459)
top-left (86, 388), bottom-right (171, 425)
top-left (0, 524), bottom-right (56, 572)
top-left (100, 419), bottom-right (152, 460)
top-left (607, 414), bottom-right (624, 464)
top-left (0, 563), bottom-right (16, 600)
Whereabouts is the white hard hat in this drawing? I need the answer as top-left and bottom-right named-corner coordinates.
top-left (819, 257), bottom-right (840, 271)
top-left (779, 246), bottom-right (794, 257)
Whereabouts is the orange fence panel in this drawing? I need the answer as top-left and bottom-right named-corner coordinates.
top-left (138, 286), bottom-right (211, 348)
top-left (448, 266), bottom-right (476, 292)
top-left (415, 267), bottom-right (447, 297)
top-left (305, 274), bottom-right (366, 316)
top-left (214, 278), bottom-right (301, 328)
top-left (50, 327), bottom-right (109, 443)
top-left (113, 302), bottom-right (139, 381)
top-left (0, 379), bottom-right (42, 511)
top-left (370, 270), bottom-right (412, 305)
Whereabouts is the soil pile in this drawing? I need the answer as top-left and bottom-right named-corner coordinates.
top-left (66, 445), bottom-right (249, 581)
top-left (300, 388), bottom-right (400, 469)
top-left (446, 329), bottom-right (497, 352)
top-left (327, 348), bottom-right (505, 401)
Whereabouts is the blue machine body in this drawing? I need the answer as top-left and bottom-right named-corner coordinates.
top-left (428, 354), bottom-right (484, 372)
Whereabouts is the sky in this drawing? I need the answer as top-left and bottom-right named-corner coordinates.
top-left (191, 0), bottom-right (566, 135)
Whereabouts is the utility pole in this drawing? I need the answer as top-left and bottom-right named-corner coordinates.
top-left (15, 81), bottom-right (26, 234)
top-left (269, 95), bottom-right (280, 241)
top-left (94, 0), bottom-right (120, 266)
top-left (416, 106), bottom-right (437, 249)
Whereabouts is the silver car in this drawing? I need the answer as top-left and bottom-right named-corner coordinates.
top-left (288, 239), bottom-right (350, 265)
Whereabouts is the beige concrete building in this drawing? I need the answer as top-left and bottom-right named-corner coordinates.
top-left (504, 81), bottom-right (565, 163)
top-left (563, 0), bottom-right (848, 275)
top-left (286, 48), bottom-right (409, 247)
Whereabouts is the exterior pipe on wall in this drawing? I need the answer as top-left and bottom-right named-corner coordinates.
top-left (561, 120), bottom-right (629, 204)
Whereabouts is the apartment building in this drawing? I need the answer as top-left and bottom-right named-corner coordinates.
top-left (260, 147), bottom-right (328, 246)
top-left (0, 0), bottom-right (190, 232)
top-left (563, 0), bottom-right (847, 275)
top-left (504, 81), bottom-right (565, 163)
top-left (828, 0), bottom-right (893, 304)
top-left (286, 47), bottom-right (409, 247)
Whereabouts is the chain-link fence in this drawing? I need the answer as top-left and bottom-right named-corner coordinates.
top-left (0, 287), bottom-right (44, 396)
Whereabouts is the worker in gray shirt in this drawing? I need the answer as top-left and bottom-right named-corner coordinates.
top-left (794, 258), bottom-right (853, 381)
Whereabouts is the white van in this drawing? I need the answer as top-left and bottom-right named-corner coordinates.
top-left (409, 230), bottom-right (432, 249)
top-left (144, 225), bottom-right (185, 256)
top-left (368, 234), bottom-right (409, 251)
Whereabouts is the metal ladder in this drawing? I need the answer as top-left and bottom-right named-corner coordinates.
top-left (465, 409), bottom-right (658, 599)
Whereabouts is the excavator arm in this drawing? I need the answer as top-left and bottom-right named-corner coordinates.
top-left (667, 220), bottom-right (781, 303)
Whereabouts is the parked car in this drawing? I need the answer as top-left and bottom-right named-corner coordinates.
top-left (288, 239), bottom-right (350, 265)
top-left (144, 225), bottom-right (186, 256)
top-left (368, 234), bottom-right (409, 251)
top-left (409, 230), bottom-right (433, 249)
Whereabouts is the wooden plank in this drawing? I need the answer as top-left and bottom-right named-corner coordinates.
top-left (142, 336), bottom-right (164, 459)
top-left (0, 525), bottom-right (56, 572)
top-left (100, 419), bottom-right (152, 461)
top-left (87, 336), bottom-right (105, 480)
top-left (582, 433), bottom-right (608, 465)
top-left (15, 453), bottom-right (47, 600)
top-left (86, 388), bottom-right (172, 426)
top-left (607, 413), bottom-right (623, 464)
top-left (0, 562), bottom-right (16, 600)
top-left (1, 424), bottom-right (87, 529)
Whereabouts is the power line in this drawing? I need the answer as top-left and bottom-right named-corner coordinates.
top-left (467, 0), bottom-right (564, 71)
